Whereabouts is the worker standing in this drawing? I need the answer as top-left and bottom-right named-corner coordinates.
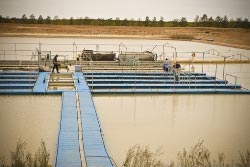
top-left (52, 54), bottom-right (60, 73)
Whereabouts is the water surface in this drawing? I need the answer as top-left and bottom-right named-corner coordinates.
top-left (0, 95), bottom-right (61, 165)
top-left (94, 94), bottom-right (250, 166)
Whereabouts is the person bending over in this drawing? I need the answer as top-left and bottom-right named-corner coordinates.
top-left (173, 62), bottom-right (181, 81)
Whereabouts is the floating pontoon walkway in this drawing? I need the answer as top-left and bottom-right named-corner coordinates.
top-left (1, 70), bottom-right (250, 167)
top-left (0, 71), bottom-right (38, 93)
top-left (33, 72), bottom-right (50, 93)
top-left (75, 72), bottom-right (114, 167)
top-left (54, 72), bottom-right (114, 167)
top-left (55, 91), bottom-right (81, 167)
top-left (1, 71), bottom-right (249, 94)
top-left (84, 72), bottom-right (250, 94)
top-left (0, 71), bottom-right (115, 167)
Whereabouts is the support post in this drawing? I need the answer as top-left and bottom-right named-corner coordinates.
top-left (202, 52), bottom-right (204, 73)
top-left (38, 42), bottom-right (41, 68)
top-left (223, 57), bottom-right (226, 80)
top-left (15, 43), bottom-right (17, 60)
top-left (162, 44), bottom-right (165, 60)
top-left (73, 42), bottom-right (75, 60)
top-left (215, 64), bottom-right (217, 80)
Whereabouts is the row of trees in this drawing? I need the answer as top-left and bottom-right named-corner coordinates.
top-left (173, 14), bottom-right (250, 28)
top-left (0, 14), bottom-right (249, 29)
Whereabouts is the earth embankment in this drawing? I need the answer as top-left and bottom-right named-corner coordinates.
top-left (0, 23), bottom-right (250, 50)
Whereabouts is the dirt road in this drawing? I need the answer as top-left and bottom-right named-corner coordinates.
top-left (0, 23), bottom-right (250, 50)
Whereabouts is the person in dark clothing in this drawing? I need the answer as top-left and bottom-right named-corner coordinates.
top-left (173, 62), bottom-right (181, 81)
top-left (173, 63), bottom-right (181, 69)
top-left (52, 54), bottom-right (60, 73)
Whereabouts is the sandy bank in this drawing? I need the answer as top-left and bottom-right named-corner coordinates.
top-left (0, 23), bottom-right (250, 50)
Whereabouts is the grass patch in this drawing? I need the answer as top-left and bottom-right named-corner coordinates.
top-left (0, 139), bottom-right (50, 167)
top-left (123, 140), bottom-right (250, 167)
top-left (123, 145), bottom-right (164, 167)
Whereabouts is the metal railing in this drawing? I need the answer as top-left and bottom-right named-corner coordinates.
top-left (225, 73), bottom-right (238, 89)
top-left (1, 42), bottom-right (249, 63)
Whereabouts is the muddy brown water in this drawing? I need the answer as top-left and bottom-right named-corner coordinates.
top-left (0, 37), bottom-right (250, 166)
top-left (0, 95), bottom-right (61, 165)
top-left (94, 94), bottom-right (250, 166)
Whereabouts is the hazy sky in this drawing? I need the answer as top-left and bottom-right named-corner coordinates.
top-left (0, 0), bottom-right (250, 21)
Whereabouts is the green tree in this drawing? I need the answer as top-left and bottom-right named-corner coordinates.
top-left (172, 19), bottom-right (180, 26)
top-left (5, 16), bottom-right (10, 23)
top-left (70, 17), bottom-right (74, 25)
top-left (180, 17), bottom-right (187, 26)
top-left (201, 14), bottom-right (208, 26)
top-left (235, 17), bottom-right (243, 28)
top-left (45, 16), bottom-right (51, 24)
top-left (53, 16), bottom-right (59, 25)
top-left (107, 18), bottom-right (113, 26)
top-left (122, 18), bottom-right (129, 26)
top-left (21, 14), bottom-right (28, 23)
top-left (222, 15), bottom-right (229, 27)
top-left (159, 16), bottom-right (164, 26)
top-left (152, 17), bottom-right (157, 26)
top-left (37, 15), bottom-right (44, 24)
top-left (144, 16), bottom-right (150, 26)
top-left (194, 15), bottom-right (199, 22)
top-left (61, 18), bottom-right (68, 25)
top-left (242, 18), bottom-right (250, 29)
top-left (208, 16), bottom-right (214, 27)
top-left (137, 18), bottom-right (143, 26)
top-left (0, 15), bottom-right (3, 23)
top-left (29, 14), bottom-right (36, 23)
top-left (115, 17), bottom-right (121, 26)
top-left (228, 19), bottom-right (236, 28)
top-left (215, 16), bottom-right (223, 27)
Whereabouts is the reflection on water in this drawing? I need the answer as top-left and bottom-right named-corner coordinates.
top-left (94, 94), bottom-right (250, 166)
top-left (0, 95), bottom-right (61, 165)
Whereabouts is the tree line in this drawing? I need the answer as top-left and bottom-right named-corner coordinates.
top-left (0, 14), bottom-right (249, 29)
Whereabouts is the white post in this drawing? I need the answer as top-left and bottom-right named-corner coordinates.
top-left (223, 57), bottom-right (226, 80)
top-left (15, 43), bottom-right (17, 60)
top-left (73, 42), bottom-right (75, 60)
top-left (202, 52), bottom-right (205, 73)
top-left (38, 42), bottom-right (41, 68)
top-left (215, 64), bottom-right (217, 80)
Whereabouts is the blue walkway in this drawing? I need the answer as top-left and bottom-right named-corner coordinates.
top-left (1, 71), bottom-right (250, 167)
top-left (75, 72), bottom-right (114, 167)
top-left (33, 72), bottom-right (49, 93)
top-left (0, 71), bottom-right (37, 94)
top-left (84, 72), bottom-right (250, 94)
top-left (0, 71), bottom-right (115, 166)
top-left (79, 91), bottom-right (113, 167)
top-left (55, 91), bottom-right (81, 167)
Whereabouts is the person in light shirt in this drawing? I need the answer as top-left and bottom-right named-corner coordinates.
top-left (163, 58), bottom-right (170, 72)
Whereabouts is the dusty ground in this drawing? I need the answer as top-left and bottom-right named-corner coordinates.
top-left (0, 23), bottom-right (250, 50)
